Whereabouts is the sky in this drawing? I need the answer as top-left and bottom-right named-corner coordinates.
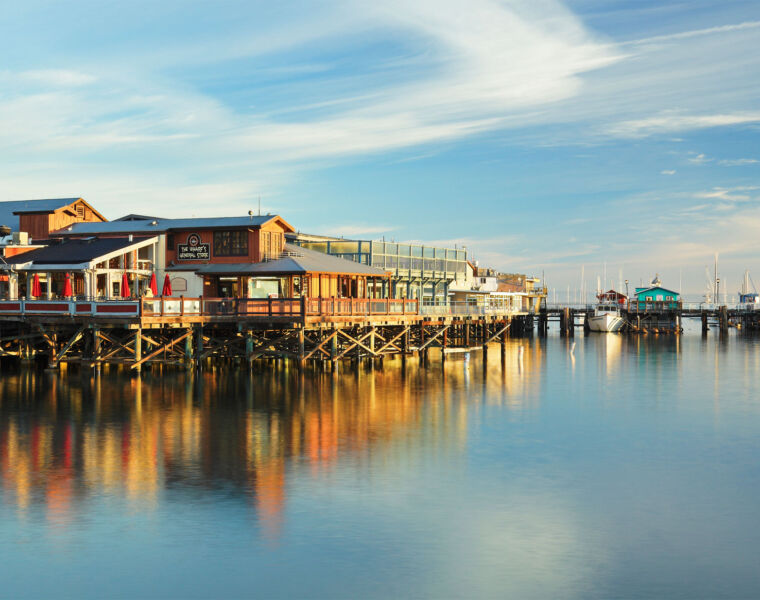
top-left (1, 0), bottom-right (759, 296)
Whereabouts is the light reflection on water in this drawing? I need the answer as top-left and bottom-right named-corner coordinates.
top-left (2, 335), bottom-right (760, 599)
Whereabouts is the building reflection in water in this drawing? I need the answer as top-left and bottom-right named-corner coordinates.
top-left (0, 347), bottom-right (545, 538)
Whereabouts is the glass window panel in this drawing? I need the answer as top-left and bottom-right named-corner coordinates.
top-left (385, 243), bottom-right (397, 255)
top-left (329, 241), bottom-right (360, 254)
top-left (411, 258), bottom-right (423, 270)
top-left (411, 246), bottom-right (423, 258)
top-left (371, 241), bottom-right (384, 254)
top-left (424, 258), bottom-right (435, 270)
top-left (423, 247), bottom-right (435, 258)
top-left (435, 248), bottom-right (446, 258)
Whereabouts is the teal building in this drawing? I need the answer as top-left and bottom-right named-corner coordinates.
top-left (633, 285), bottom-right (680, 309)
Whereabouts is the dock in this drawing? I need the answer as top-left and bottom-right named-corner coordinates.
top-left (0, 297), bottom-right (536, 370)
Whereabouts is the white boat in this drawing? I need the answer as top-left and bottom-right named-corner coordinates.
top-left (588, 290), bottom-right (626, 332)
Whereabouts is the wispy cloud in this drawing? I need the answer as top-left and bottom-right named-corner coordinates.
top-left (694, 186), bottom-right (759, 202)
top-left (660, 169), bottom-right (676, 175)
top-left (606, 113), bottom-right (760, 139)
top-left (688, 153), bottom-right (712, 165)
top-left (718, 158), bottom-right (759, 166)
top-left (621, 20), bottom-right (760, 46)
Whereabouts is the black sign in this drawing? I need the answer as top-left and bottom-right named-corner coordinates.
top-left (177, 233), bottom-right (210, 260)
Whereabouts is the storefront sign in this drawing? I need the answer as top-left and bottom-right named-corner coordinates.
top-left (177, 233), bottom-right (210, 260)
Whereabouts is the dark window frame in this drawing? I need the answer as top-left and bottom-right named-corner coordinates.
top-left (213, 230), bottom-right (249, 257)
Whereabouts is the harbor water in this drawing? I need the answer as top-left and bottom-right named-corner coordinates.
top-left (2, 333), bottom-right (760, 598)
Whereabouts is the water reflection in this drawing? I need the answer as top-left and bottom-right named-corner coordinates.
top-left (0, 345), bottom-right (544, 537)
top-left (5, 335), bottom-right (759, 598)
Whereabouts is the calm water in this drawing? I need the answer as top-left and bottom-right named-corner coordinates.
top-left (2, 333), bottom-right (760, 599)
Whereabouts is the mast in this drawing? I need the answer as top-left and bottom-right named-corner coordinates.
top-left (714, 253), bottom-right (719, 299)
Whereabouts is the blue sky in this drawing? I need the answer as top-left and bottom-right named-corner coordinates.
top-left (1, 0), bottom-right (759, 295)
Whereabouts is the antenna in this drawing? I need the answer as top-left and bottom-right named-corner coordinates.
top-left (258, 195), bottom-right (261, 216)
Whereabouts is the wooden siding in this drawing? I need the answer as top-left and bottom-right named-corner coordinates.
top-left (19, 199), bottom-right (106, 240)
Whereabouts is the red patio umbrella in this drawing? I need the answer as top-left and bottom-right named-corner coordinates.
top-left (161, 274), bottom-right (172, 296)
top-left (31, 273), bottom-right (42, 298)
top-left (148, 272), bottom-right (158, 296)
top-left (63, 273), bottom-right (73, 297)
top-left (121, 272), bottom-right (130, 298)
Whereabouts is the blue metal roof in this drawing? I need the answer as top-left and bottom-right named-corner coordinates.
top-left (59, 215), bottom-right (293, 235)
top-left (0, 198), bottom-right (81, 230)
top-left (176, 244), bottom-right (388, 276)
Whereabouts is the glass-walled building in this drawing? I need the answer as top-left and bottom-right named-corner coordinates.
top-left (288, 233), bottom-right (468, 303)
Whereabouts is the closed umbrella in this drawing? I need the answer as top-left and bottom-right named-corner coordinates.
top-left (121, 272), bottom-right (130, 298)
top-left (161, 274), bottom-right (172, 296)
top-left (63, 273), bottom-right (73, 297)
top-left (31, 273), bottom-right (42, 298)
top-left (148, 272), bottom-right (158, 296)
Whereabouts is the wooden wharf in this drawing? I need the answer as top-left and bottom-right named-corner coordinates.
top-left (0, 297), bottom-right (536, 371)
top-left (540, 301), bottom-right (760, 335)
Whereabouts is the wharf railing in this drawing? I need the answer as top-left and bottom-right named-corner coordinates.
top-left (420, 301), bottom-right (533, 316)
top-left (140, 297), bottom-right (421, 318)
top-left (0, 297), bottom-right (421, 319)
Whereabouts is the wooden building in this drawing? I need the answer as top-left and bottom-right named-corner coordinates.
top-left (632, 285), bottom-right (680, 310)
top-left (0, 197), bottom-right (105, 242)
top-left (181, 243), bottom-right (391, 300)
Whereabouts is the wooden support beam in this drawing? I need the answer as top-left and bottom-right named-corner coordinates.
top-left (335, 328), bottom-right (376, 359)
top-left (303, 330), bottom-right (337, 360)
top-left (131, 330), bottom-right (193, 369)
top-left (417, 324), bottom-right (450, 351)
top-left (49, 326), bottom-right (86, 368)
top-left (375, 326), bottom-right (410, 354)
top-left (485, 322), bottom-right (511, 345)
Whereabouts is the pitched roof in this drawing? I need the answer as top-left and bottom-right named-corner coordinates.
top-left (114, 214), bottom-right (164, 221)
top-left (176, 244), bottom-right (388, 276)
top-left (58, 214), bottom-right (295, 235)
top-left (0, 198), bottom-right (81, 230)
top-left (634, 285), bottom-right (679, 296)
top-left (2, 236), bottom-right (152, 266)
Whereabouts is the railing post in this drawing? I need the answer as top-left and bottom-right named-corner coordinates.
top-left (300, 296), bottom-right (306, 317)
top-left (268, 297), bottom-right (272, 317)
top-left (180, 295), bottom-right (185, 316)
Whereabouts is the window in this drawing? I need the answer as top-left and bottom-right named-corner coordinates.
top-left (213, 230), bottom-right (248, 256)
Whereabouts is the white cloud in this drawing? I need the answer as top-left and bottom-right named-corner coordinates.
top-left (719, 158), bottom-right (759, 166)
top-left (606, 113), bottom-right (760, 139)
top-left (694, 186), bottom-right (759, 202)
top-left (661, 169), bottom-right (676, 175)
top-left (15, 69), bottom-right (96, 87)
top-left (621, 20), bottom-right (760, 46)
top-left (688, 153), bottom-right (712, 165)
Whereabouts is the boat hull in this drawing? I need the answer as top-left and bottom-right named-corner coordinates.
top-left (588, 313), bottom-right (625, 333)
